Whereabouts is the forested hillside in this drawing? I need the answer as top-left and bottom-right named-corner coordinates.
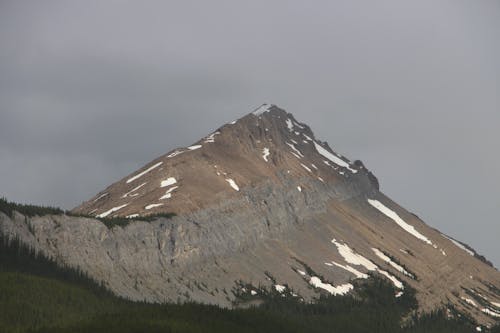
top-left (1, 221), bottom-right (496, 333)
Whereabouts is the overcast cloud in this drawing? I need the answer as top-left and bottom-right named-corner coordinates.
top-left (1, 0), bottom-right (499, 266)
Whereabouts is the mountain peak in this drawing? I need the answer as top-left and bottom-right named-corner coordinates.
top-left (252, 103), bottom-right (274, 115)
top-left (72, 105), bottom-right (370, 218)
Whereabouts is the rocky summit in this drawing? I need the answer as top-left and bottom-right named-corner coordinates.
top-left (1, 104), bottom-right (499, 326)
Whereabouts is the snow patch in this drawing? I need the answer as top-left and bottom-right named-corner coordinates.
top-left (482, 308), bottom-right (500, 318)
top-left (461, 297), bottom-right (477, 307)
top-left (93, 193), bottom-right (108, 202)
top-left (160, 186), bottom-right (179, 200)
top-left (297, 186), bottom-right (302, 192)
top-left (442, 234), bottom-right (474, 256)
top-left (160, 177), bottom-right (177, 188)
top-left (145, 203), bottom-right (164, 210)
top-left (286, 142), bottom-right (304, 157)
top-left (226, 178), bottom-right (239, 191)
top-left (167, 150), bottom-right (184, 158)
top-left (126, 162), bottom-right (163, 183)
top-left (372, 248), bottom-right (414, 278)
top-left (285, 118), bottom-right (294, 131)
top-left (331, 239), bottom-right (404, 290)
top-left (328, 261), bottom-right (369, 279)
top-left (262, 148), bottom-right (270, 162)
top-left (250, 290), bottom-right (257, 296)
top-left (188, 145), bottom-right (202, 150)
top-left (204, 131), bottom-right (220, 143)
top-left (377, 269), bottom-right (404, 289)
top-left (274, 284), bottom-right (286, 293)
top-left (367, 199), bottom-right (433, 246)
top-left (122, 182), bottom-right (147, 198)
top-left (331, 239), bottom-right (377, 271)
top-left (126, 214), bottom-right (139, 219)
top-left (309, 276), bottom-right (353, 296)
top-left (97, 203), bottom-right (129, 218)
top-left (313, 141), bottom-right (357, 173)
top-left (301, 163), bottom-right (312, 173)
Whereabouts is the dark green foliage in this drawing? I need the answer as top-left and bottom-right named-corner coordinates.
top-left (68, 212), bottom-right (177, 228)
top-left (0, 197), bottom-right (64, 218)
top-left (0, 196), bottom-right (176, 229)
top-left (0, 233), bottom-right (109, 295)
top-left (485, 282), bottom-right (500, 297)
top-left (404, 309), bottom-right (476, 333)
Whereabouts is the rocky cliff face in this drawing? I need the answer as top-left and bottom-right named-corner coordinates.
top-left (1, 105), bottom-right (499, 326)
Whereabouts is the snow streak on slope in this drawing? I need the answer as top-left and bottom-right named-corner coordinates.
top-left (161, 177), bottom-right (177, 188)
top-left (286, 142), bottom-right (304, 157)
top-left (377, 270), bottom-right (404, 289)
top-left (309, 276), bottom-right (353, 296)
top-left (160, 186), bottom-right (178, 200)
top-left (442, 234), bottom-right (474, 256)
top-left (97, 204), bottom-right (129, 218)
top-left (367, 199), bottom-right (433, 246)
top-left (145, 203), bottom-right (163, 210)
top-left (122, 182), bottom-right (147, 198)
top-left (126, 162), bottom-right (163, 184)
top-left (262, 148), bottom-right (270, 162)
top-left (188, 145), bottom-right (202, 150)
top-left (274, 284), bottom-right (286, 293)
top-left (204, 132), bottom-right (220, 143)
top-left (93, 193), bottom-right (108, 202)
top-left (331, 239), bottom-right (378, 271)
top-left (225, 178), bottom-right (240, 191)
top-left (326, 261), bottom-right (368, 279)
top-left (331, 239), bottom-right (404, 290)
top-left (482, 308), bottom-right (500, 318)
top-left (313, 142), bottom-right (357, 173)
top-left (372, 248), bottom-right (414, 278)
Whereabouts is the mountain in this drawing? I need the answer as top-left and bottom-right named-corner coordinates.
top-left (1, 104), bottom-right (499, 327)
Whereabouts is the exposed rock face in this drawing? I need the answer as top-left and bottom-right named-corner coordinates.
top-left (1, 104), bottom-right (499, 325)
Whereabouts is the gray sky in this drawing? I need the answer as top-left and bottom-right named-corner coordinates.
top-left (1, 0), bottom-right (499, 267)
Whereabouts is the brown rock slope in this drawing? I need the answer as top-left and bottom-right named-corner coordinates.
top-left (1, 104), bottom-right (498, 326)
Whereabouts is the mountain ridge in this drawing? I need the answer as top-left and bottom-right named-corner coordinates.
top-left (72, 104), bottom-right (376, 218)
